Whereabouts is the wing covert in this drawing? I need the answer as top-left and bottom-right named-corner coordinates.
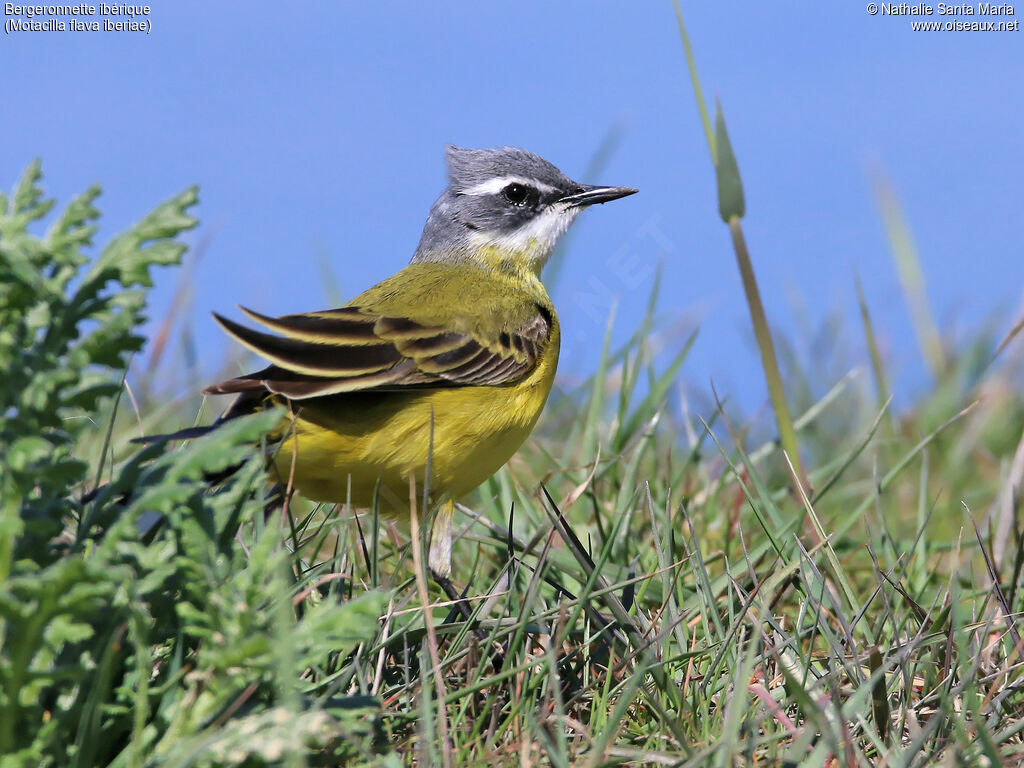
top-left (204, 303), bottom-right (550, 400)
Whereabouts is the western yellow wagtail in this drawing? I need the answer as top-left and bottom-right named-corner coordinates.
top-left (203, 146), bottom-right (635, 580)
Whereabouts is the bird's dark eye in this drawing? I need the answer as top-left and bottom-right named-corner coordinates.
top-left (502, 183), bottom-right (533, 207)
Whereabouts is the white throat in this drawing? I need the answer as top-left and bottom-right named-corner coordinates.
top-left (468, 205), bottom-right (581, 260)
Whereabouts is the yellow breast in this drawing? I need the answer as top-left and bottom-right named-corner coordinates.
top-left (271, 317), bottom-right (560, 514)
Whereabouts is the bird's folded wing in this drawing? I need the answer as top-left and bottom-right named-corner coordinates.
top-left (204, 306), bottom-right (550, 400)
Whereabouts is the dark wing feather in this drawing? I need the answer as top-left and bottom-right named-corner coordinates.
top-left (204, 304), bottom-right (550, 400)
top-left (211, 313), bottom-right (403, 377)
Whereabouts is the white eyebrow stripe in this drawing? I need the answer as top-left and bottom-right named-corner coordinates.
top-left (458, 176), bottom-right (559, 197)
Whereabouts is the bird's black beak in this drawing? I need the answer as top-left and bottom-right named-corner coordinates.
top-left (559, 184), bottom-right (638, 208)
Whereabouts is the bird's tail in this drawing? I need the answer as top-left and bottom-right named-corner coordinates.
top-left (131, 423), bottom-right (222, 444)
top-left (132, 389), bottom-right (264, 444)
top-left (84, 391), bottom-right (267, 504)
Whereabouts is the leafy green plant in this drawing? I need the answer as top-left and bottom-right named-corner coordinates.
top-left (0, 165), bottom-right (388, 768)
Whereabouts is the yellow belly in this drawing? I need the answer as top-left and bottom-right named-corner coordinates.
top-left (270, 342), bottom-right (557, 515)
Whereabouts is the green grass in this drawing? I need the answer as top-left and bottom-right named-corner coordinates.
top-left (4, 19), bottom-right (1024, 766)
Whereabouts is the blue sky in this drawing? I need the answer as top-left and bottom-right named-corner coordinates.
top-left (3, 1), bottom-right (1022, 415)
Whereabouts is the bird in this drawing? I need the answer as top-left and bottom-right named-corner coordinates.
top-left (202, 145), bottom-right (636, 582)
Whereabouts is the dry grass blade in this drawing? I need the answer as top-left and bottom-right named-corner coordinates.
top-left (994, 427), bottom-right (1024, 569)
top-left (969, 510), bottom-right (1022, 653)
top-left (990, 309), bottom-right (1024, 367)
top-left (408, 475), bottom-right (452, 768)
top-left (868, 645), bottom-right (891, 744)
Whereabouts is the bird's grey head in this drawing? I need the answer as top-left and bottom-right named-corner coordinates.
top-left (412, 146), bottom-right (637, 272)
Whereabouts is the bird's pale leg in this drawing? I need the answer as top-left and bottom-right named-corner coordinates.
top-left (428, 498), bottom-right (454, 579)
top-left (428, 498), bottom-right (471, 618)
top-left (426, 499), bottom-right (505, 670)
